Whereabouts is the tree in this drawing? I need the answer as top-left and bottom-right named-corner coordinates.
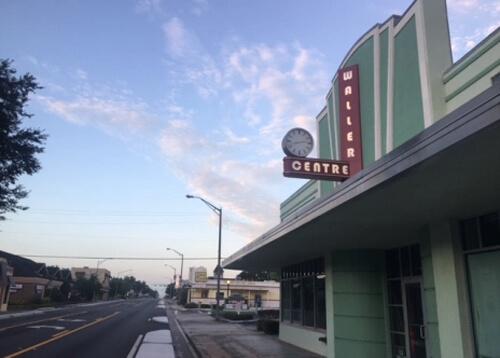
top-left (75, 275), bottom-right (102, 302)
top-left (236, 270), bottom-right (280, 281)
top-left (0, 59), bottom-right (47, 220)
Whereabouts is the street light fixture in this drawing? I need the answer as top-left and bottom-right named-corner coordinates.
top-left (186, 194), bottom-right (223, 320)
top-left (226, 280), bottom-right (230, 297)
top-left (166, 248), bottom-right (184, 288)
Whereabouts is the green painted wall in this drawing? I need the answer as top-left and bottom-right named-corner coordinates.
top-left (419, 226), bottom-right (441, 358)
top-left (279, 324), bottom-right (328, 356)
top-left (444, 30), bottom-right (500, 113)
top-left (319, 111), bottom-right (335, 195)
top-left (332, 250), bottom-right (387, 358)
top-left (279, 180), bottom-right (318, 221)
top-left (379, 29), bottom-right (389, 156)
top-left (345, 38), bottom-right (376, 167)
top-left (392, 16), bottom-right (424, 148)
top-left (430, 221), bottom-right (470, 358)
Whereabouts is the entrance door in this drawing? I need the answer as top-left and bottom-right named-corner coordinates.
top-left (386, 245), bottom-right (428, 358)
top-left (403, 279), bottom-right (427, 358)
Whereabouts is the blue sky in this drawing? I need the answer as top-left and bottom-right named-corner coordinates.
top-left (1, 0), bottom-right (498, 288)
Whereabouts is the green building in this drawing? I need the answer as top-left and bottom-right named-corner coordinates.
top-left (224, 0), bottom-right (500, 357)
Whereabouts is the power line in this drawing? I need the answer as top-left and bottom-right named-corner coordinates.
top-left (19, 254), bottom-right (223, 261)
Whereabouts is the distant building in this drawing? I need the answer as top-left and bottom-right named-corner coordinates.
top-left (188, 278), bottom-right (280, 309)
top-left (0, 251), bottom-right (63, 306)
top-left (0, 258), bottom-right (14, 311)
top-left (71, 266), bottom-right (111, 301)
top-left (189, 266), bottom-right (207, 283)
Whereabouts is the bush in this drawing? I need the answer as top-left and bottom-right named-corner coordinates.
top-left (184, 302), bottom-right (198, 309)
top-left (257, 319), bottom-right (279, 335)
top-left (49, 288), bottom-right (63, 302)
top-left (29, 296), bottom-right (43, 305)
top-left (257, 309), bottom-right (279, 319)
top-left (222, 312), bottom-right (254, 321)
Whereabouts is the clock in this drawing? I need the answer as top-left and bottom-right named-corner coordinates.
top-left (282, 127), bottom-right (314, 157)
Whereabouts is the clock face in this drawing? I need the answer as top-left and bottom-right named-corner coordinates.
top-left (282, 128), bottom-right (314, 157)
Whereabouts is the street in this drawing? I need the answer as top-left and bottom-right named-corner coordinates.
top-left (0, 299), bottom-right (190, 358)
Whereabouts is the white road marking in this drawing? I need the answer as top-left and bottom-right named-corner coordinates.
top-left (27, 325), bottom-right (65, 330)
top-left (57, 319), bottom-right (86, 322)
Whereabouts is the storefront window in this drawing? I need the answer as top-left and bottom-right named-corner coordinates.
top-left (303, 277), bottom-right (314, 327)
top-left (281, 280), bottom-right (291, 321)
top-left (281, 258), bottom-right (326, 330)
top-left (461, 212), bottom-right (500, 358)
top-left (315, 275), bottom-right (326, 329)
top-left (291, 278), bottom-right (302, 323)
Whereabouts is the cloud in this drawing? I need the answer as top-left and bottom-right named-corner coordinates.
top-left (163, 18), bottom-right (222, 99)
top-left (191, 0), bottom-right (208, 16)
top-left (75, 69), bottom-right (88, 80)
top-left (38, 75), bottom-right (154, 139)
top-left (223, 43), bottom-right (327, 138)
top-left (40, 96), bottom-right (153, 138)
top-left (163, 17), bottom-right (196, 58)
top-left (447, 0), bottom-right (500, 60)
top-left (157, 115), bottom-right (286, 240)
top-left (447, 0), bottom-right (481, 12)
top-left (135, 0), bottom-right (163, 16)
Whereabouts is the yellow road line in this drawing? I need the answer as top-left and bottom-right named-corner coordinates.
top-left (52, 330), bottom-right (70, 338)
top-left (2, 311), bottom-right (121, 358)
top-left (0, 311), bottom-right (88, 332)
top-left (133, 300), bottom-right (149, 307)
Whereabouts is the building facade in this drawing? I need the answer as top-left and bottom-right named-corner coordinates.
top-left (224, 1), bottom-right (500, 357)
top-left (188, 278), bottom-right (280, 309)
top-left (71, 266), bottom-right (111, 301)
top-left (0, 251), bottom-right (64, 306)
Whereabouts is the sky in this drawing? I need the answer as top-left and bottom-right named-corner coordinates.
top-left (1, 0), bottom-right (498, 289)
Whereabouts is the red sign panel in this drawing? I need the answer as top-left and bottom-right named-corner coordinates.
top-left (283, 157), bottom-right (350, 181)
top-left (338, 65), bottom-right (363, 175)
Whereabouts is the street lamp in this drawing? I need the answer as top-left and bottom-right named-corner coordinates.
top-left (165, 264), bottom-right (177, 297)
top-left (114, 269), bottom-right (132, 299)
top-left (186, 194), bottom-right (223, 320)
top-left (226, 280), bottom-right (230, 297)
top-left (93, 258), bottom-right (110, 302)
top-left (166, 248), bottom-right (184, 288)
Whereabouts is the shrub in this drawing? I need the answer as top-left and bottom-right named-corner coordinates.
top-left (184, 303), bottom-right (198, 309)
top-left (49, 288), bottom-right (63, 302)
top-left (222, 312), bottom-right (254, 321)
top-left (257, 319), bottom-right (279, 335)
top-left (29, 296), bottom-right (43, 305)
top-left (257, 309), bottom-right (279, 319)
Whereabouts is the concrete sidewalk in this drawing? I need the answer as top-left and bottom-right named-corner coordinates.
top-left (172, 306), bottom-right (323, 358)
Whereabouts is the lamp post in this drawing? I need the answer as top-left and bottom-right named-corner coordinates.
top-left (166, 248), bottom-right (184, 288)
top-left (114, 269), bottom-right (132, 299)
top-left (165, 264), bottom-right (177, 297)
top-left (93, 258), bottom-right (109, 302)
top-left (226, 280), bottom-right (230, 297)
top-left (186, 194), bottom-right (222, 320)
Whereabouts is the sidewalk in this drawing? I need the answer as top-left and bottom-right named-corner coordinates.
top-left (172, 305), bottom-right (323, 358)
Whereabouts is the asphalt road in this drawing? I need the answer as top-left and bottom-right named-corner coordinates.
top-left (0, 299), bottom-right (184, 358)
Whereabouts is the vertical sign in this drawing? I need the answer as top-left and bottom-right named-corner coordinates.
top-left (338, 65), bottom-right (363, 175)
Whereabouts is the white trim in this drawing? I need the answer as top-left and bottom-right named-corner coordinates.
top-left (386, 20), bottom-right (395, 152)
top-left (415, 0), bottom-right (434, 127)
top-left (373, 29), bottom-right (382, 160)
